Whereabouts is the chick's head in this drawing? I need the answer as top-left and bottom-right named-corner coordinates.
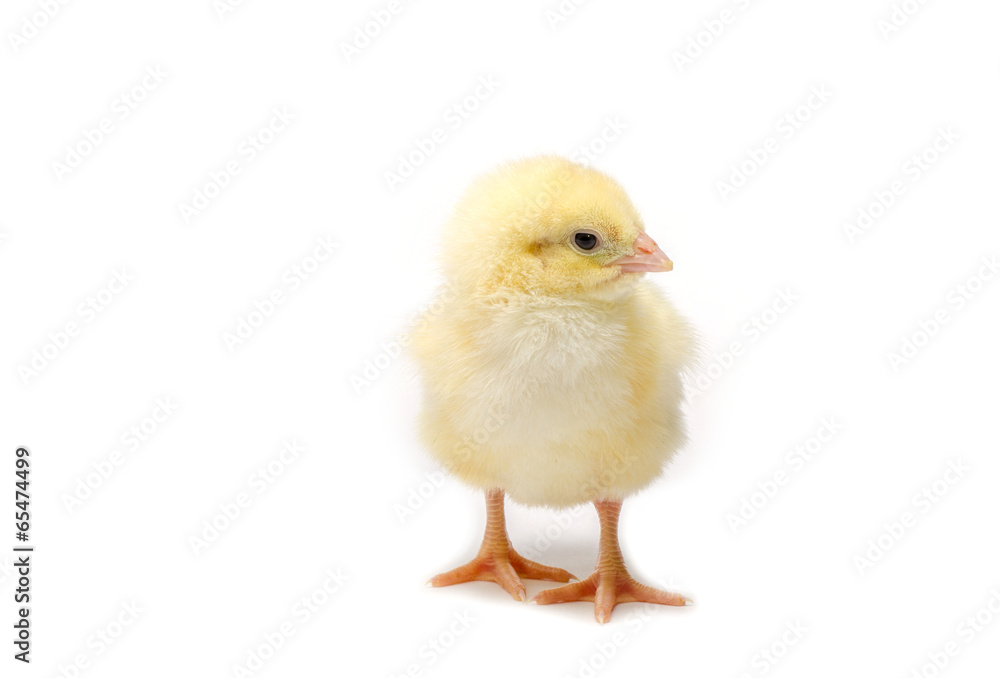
top-left (442, 156), bottom-right (672, 299)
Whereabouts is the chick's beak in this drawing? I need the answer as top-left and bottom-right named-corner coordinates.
top-left (612, 232), bottom-right (673, 273)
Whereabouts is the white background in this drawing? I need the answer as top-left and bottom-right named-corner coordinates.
top-left (2, 0), bottom-right (999, 676)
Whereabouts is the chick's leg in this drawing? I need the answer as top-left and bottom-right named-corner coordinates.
top-left (531, 499), bottom-right (691, 623)
top-left (428, 488), bottom-right (575, 601)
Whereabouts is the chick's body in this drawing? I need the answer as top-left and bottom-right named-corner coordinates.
top-left (414, 280), bottom-right (691, 507)
top-left (416, 156), bottom-right (696, 620)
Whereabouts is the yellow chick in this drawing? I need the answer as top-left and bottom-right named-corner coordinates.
top-left (413, 156), bottom-right (695, 623)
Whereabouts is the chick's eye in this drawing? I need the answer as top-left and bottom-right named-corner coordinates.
top-left (573, 231), bottom-right (599, 252)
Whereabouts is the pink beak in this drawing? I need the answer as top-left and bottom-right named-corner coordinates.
top-left (612, 232), bottom-right (673, 273)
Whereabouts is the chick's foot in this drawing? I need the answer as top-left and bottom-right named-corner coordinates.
top-left (427, 489), bottom-right (575, 602)
top-left (530, 500), bottom-right (691, 623)
top-left (428, 545), bottom-right (574, 602)
top-left (530, 566), bottom-right (690, 622)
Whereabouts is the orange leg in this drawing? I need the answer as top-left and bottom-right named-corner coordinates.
top-left (531, 499), bottom-right (692, 623)
top-left (428, 488), bottom-right (576, 601)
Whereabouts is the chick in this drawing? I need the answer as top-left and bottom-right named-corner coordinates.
top-left (413, 156), bottom-right (695, 622)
